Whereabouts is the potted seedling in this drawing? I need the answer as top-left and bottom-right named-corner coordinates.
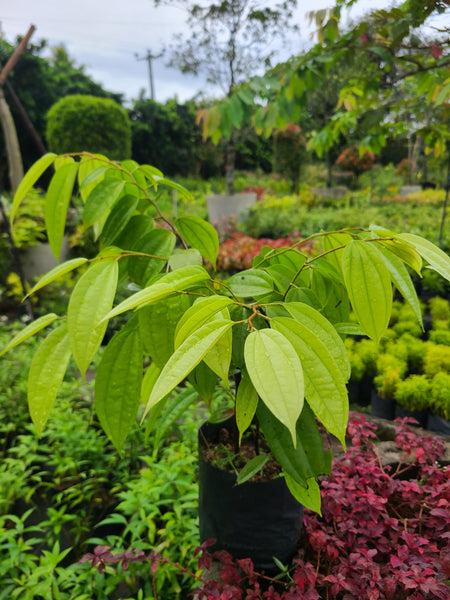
top-left (3, 153), bottom-right (450, 569)
top-left (372, 355), bottom-right (408, 420)
top-left (394, 374), bottom-right (431, 427)
top-left (428, 372), bottom-right (450, 435)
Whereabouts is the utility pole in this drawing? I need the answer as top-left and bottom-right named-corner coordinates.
top-left (135, 49), bottom-right (163, 100)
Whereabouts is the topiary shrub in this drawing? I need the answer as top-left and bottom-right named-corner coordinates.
top-left (46, 95), bottom-right (131, 160)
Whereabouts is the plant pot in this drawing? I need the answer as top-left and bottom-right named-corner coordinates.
top-left (348, 375), bottom-right (373, 407)
top-left (198, 418), bottom-right (304, 572)
top-left (394, 406), bottom-right (428, 428)
top-left (21, 238), bottom-right (70, 282)
top-left (371, 390), bottom-right (396, 420)
top-left (206, 193), bottom-right (256, 235)
top-left (426, 413), bottom-right (450, 436)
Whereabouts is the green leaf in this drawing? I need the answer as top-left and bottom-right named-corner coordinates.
top-left (342, 240), bottom-right (392, 343)
top-left (141, 362), bottom-right (161, 405)
top-left (285, 474), bottom-right (322, 515)
top-left (138, 294), bottom-right (190, 367)
top-left (78, 156), bottom-right (108, 202)
top-left (28, 323), bottom-right (71, 435)
top-left (45, 162), bottom-right (79, 260)
top-left (152, 386), bottom-right (198, 449)
top-left (0, 313), bottom-right (59, 357)
top-left (236, 455), bottom-right (269, 485)
top-left (187, 361), bottom-right (218, 404)
top-left (11, 152), bottom-right (57, 223)
top-left (143, 320), bottom-right (233, 419)
top-left (176, 216), bottom-right (219, 268)
top-left (26, 258), bottom-right (89, 297)
top-left (95, 320), bottom-right (143, 452)
top-left (334, 322), bottom-right (365, 336)
top-left (175, 296), bottom-right (234, 348)
top-left (236, 371), bottom-right (259, 444)
top-left (257, 401), bottom-right (332, 487)
top-left (321, 232), bottom-right (353, 275)
top-left (284, 302), bottom-right (351, 380)
top-left (168, 248), bottom-right (203, 270)
top-left (228, 269), bottom-right (274, 298)
top-left (79, 164), bottom-right (110, 189)
top-left (374, 244), bottom-right (423, 328)
top-left (271, 317), bottom-right (348, 445)
top-left (396, 233), bottom-right (450, 282)
top-left (68, 259), bottom-right (118, 376)
top-left (84, 179), bottom-right (126, 229)
top-left (104, 266), bottom-right (210, 321)
top-left (244, 328), bottom-right (304, 445)
top-left (129, 229), bottom-right (176, 285)
top-left (370, 229), bottom-right (422, 275)
top-left (100, 195), bottom-right (139, 247)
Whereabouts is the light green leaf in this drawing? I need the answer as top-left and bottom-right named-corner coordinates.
top-left (95, 321), bottom-right (143, 452)
top-left (28, 323), bottom-right (71, 435)
top-left (176, 216), bottom-right (219, 268)
top-left (236, 371), bottom-right (259, 445)
top-left (45, 162), bottom-right (79, 260)
top-left (168, 248), bottom-right (203, 270)
top-left (175, 296), bottom-right (234, 348)
top-left (151, 386), bottom-right (198, 450)
top-left (11, 152), bottom-right (57, 223)
top-left (129, 229), bottom-right (176, 285)
top-left (236, 455), bottom-right (269, 485)
top-left (374, 243), bottom-right (423, 328)
top-left (141, 362), bottom-right (161, 405)
top-left (0, 313), bottom-right (59, 357)
top-left (342, 240), bottom-right (392, 344)
top-left (370, 229), bottom-right (422, 275)
top-left (104, 266), bottom-right (210, 321)
top-left (68, 259), bottom-right (118, 376)
top-left (143, 320), bottom-right (233, 419)
top-left (321, 232), bottom-right (353, 275)
top-left (285, 474), bottom-right (322, 515)
top-left (187, 362), bottom-right (218, 404)
top-left (271, 317), bottom-right (348, 445)
top-left (396, 233), bottom-right (450, 282)
top-left (284, 302), bottom-right (351, 380)
top-left (79, 165), bottom-right (110, 189)
top-left (84, 179), bottom-right (126, 228)
top-left (334, 322), bottom-right (365, 336)
top-left (244, 328), bottom-right (304, 445)
top-left (27, 258), bottom-right (89, 297)
top-left (228, 269), bottom-right (274, 298)
top-left (101, 195), bottom-right (139, 247)
top-left (78, 156), bottom-right (109, 202)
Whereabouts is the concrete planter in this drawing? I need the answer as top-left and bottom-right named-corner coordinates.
top-left (206, 193), bottom-right (257, 234)
top-left (21, 237), bottom-right (70, 282)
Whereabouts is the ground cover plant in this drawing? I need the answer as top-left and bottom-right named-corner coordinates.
top-left (83, 415), bottom-right (450, 599)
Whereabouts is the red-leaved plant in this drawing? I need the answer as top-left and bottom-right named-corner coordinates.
top-left (81, 416), bottom-right (449, 599)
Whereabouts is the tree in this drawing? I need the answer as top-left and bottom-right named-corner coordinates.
top-left (154, 0), bottom-right (299, 194)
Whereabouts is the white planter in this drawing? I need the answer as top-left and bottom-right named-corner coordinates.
top-left (21, 237), bottom-right (70, 282)
top-left (206, 193), bottom-right (257, 234)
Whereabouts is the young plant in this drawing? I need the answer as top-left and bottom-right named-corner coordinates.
top-left (3, 152), bottom-right (450, 515)
top-left (394, 374), bottom-right (431, 412)
top-left (430, 372), bottom-right (450, 420)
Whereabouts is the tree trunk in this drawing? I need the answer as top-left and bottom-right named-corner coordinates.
top-left (0, 87), bottom-right (24, 192)
top-left (225, 133), bottom-right (235, 196)
top-left (326, 149), bottom-right (333, 188)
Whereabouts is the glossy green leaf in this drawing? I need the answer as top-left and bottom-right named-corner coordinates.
top-left (342, 240), bottom-right (392, 344)
top-left (101, 195), bottom-right (139, 247)
top-left (334, 322), bottom-right (365, 336)
top-left (370, 229), bottom-right (422, 275)
top-left (114, 214), bottom-right (154, 250)
top-left (137, 164), bottom-right (164, 182)
top-left (285, 474), bottom-right (322, 515)
top-left (396, 233), bottom-right (450, 282)
top-left (95, 321), bottom-right (143, 452)
top-left (284, 302), bottom-right (351, 380)
top-left (257, 402), bottom-right (332, 487)
top-left (375, 243), bottom-right (423, 328)
top-left (175, 296), bottom-right (234, 348)
top-left (203, 313), bottom-right (232, 384)
top-left (11, 152), bottom-right (57, 223)
top-left (244, 328), bottom-right (304, 445)
top-left (68, 259), bottom-right (118, 376)
top-left (271, 317), bottom-right (348, 445)
top-left (84, 179), bottom-right (126, 228)
top-left (141, 362), bottom-right (161, 406)
top-left (236, 371), bottom-right (259, 444)
top-left (45, 162), bottom-right (79, 260)
top-left (160, 265), bottom-right (211, 287)
top-left (0, 313), bottom-right (59, 357)
top-left (228, 269), bottom-right (274, 298)
top-left (28, 323), bottom-right (71, 435)
top-left (143, 320), bottom-right (233, 419)
top-left (26, 258), bottom-right (89, 297)
top-left (129, 229), bottom-right (176, 285)
top-left (78, 156), bottom-right (109, 202)
top-left (152, 386), bottom-right (198, 450)
top-left (176, 216), bottom-right (219, 268)
top-left (138, 294), bottom-right (190, 367)
top-left (321, 232), bottom-right (353, 275)
top-left (237, 455), bottom-right (269, 485)
top-left (187, 362), bottom-right (218, 404)
top-left (168, 248), bottom-right (203, 270)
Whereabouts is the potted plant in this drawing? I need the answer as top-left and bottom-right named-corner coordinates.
top-left (2, 153), bottom-right (450, 569)
top-left (428, 372), bottom-right (450, 435)
top-left (393, 374), bottom-right (431, 427)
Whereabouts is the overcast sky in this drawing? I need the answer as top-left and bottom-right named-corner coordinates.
top-left (0, 0), bottom-right (421, 104)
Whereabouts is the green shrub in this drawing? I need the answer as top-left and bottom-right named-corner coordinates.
top-left (423, 344), bottom-right (450, 378)
top-left (354, 339), bottom-right (379, 377)
top-left (429, 328), bottom-right (450, 346)
top-left (373, 366), bottom-right (404, 400)
top-left (394, 374), bottom-right (431, 412)
top-left (430, 372), bottom-right (450, 420)
top-left (46, 95), bottom-right (131, 160)
top-left (429, 297), bottom-right (450, 322)
top-left (399, 334), bottom-right (429, 373)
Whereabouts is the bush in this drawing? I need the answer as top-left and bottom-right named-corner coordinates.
top-left (46, 95), bottom-right (131, 159)
top-left (394, 374), bottom-right (431, 412)
top-left (430, 372), bottom-right (450, 419)
top-left (423, 343), bottom-right (450, 378)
